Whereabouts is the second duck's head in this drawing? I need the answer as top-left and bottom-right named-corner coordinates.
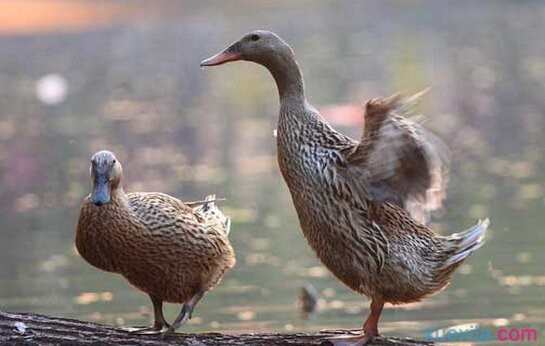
top-left (89, 150), bottom-right (123, 206)
top-left (200, 30), bottom-right (294, 68)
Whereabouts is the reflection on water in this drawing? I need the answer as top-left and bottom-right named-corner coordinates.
top-left (0, 1), bottom-right (544, 343)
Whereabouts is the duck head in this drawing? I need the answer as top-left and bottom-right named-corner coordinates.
top-left (89, 150), bottom-right (122, 206)
top-left (201, 30), bottom-right (306, 103)
top-left (200, 30), bottom-right (295, 67)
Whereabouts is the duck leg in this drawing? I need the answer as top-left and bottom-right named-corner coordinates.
top-left (327, 299), bottom-right (384, 346)
top-left (162, 290), bottom-right (205, 338)
top-left (124, 295), bottom-right (170, 334)
top-left (362, 299), bottom-right (383, 337)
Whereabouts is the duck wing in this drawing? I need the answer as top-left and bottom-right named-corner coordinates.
top-left (341, 93), bottom-right (449, 224)
top-left (127, 192), bottom-right (207, 228)
top-left (128, 191), bottom-right (192, 214)
top-left (127, 192), bottom-right (230, 236)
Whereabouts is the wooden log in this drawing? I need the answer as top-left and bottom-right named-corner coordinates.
top-left (0, 311), bottom-right (434, 345)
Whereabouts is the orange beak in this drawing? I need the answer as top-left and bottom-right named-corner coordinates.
top-left (200, 50), bottom-right (241, 67)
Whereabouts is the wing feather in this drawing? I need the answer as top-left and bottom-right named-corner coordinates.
top-left (342, 93), bottom-right (449, 223)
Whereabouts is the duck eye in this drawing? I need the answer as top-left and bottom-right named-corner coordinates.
top-left (112, 159), bottom-right (116, 164)
top-left (250, 34), bottom-right (260, 42)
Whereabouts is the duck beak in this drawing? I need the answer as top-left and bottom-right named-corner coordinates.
top-left (90, 176), bottom-right (111, 206)
top-left (200, 48), bottom-right (241, 67)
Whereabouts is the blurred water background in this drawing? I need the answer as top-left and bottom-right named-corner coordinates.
top-left (0, 1), bottom-right (543, 344)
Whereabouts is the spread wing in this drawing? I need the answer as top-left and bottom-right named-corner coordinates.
top-left (341, 93), bottom-right (449, 224)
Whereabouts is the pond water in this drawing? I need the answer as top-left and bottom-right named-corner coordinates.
top-left (0, 2), bottom-right (543, 345)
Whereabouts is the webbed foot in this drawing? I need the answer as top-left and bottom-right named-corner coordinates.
top-left (161, 291), bottom-right (205, 339)
top-left (325, 333), bottom-right (374, 346)
top-left (122, 324), bottom-right (170, 335)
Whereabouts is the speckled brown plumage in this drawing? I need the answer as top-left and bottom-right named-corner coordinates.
top-left (76, 151), bottom-right (235, 336)
top-left (202, 30), bottom-right (489, 345)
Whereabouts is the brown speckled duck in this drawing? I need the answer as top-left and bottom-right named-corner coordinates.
top-left (76, 150), bottom-right (235, 337)
top-left (201, 30), bottom-right (489, 345)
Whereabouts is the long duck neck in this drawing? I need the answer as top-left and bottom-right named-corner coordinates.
top-left (263, 54), bottom-right (306, 109)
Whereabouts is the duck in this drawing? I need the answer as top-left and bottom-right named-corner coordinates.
top-left (201, 30), bottom-right (489, 345)
top-left (75, 150), bottom-right (235, 337)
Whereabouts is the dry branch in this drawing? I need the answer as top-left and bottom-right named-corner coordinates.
top-left (0, 311), bottom-right (434, 345)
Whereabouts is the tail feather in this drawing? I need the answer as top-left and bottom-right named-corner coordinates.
top-left (201, 194), bottom-right (217, 212)
top-left (224, 217), bottom-right (231, 236)
top-left (441, 218), bottom-right (489, 269)
top-left (186, 194), bottom-right (225, 208)
top-left (193, 194), bottom-right (231, 236)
